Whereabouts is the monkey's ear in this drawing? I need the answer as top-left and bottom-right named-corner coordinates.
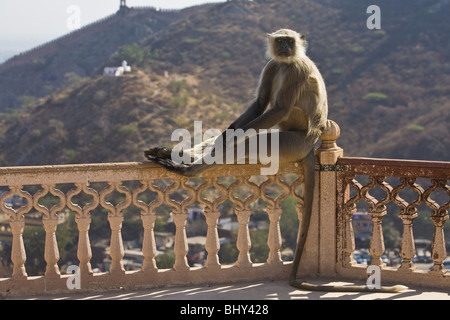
top-left (300, 35), bottom-right (306, 41)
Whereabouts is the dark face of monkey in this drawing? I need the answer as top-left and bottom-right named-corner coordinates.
top-left (274, 37), bottom-right (295, 57)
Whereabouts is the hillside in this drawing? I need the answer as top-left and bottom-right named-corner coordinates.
top-left (0, 0), bottom-right (449, 166)
top-left (0, 7), bottom-right (181, 112)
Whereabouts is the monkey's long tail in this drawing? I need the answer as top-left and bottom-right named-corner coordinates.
top-left (288, 151), bottom-right (408, 294)
top-left (289, 279), bottom-right (408, 293)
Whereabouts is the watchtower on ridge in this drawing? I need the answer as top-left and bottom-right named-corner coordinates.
top-left (120, 0), bottom-right (127, 8)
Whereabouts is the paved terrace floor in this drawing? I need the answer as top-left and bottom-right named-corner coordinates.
top-left (8, 278), bottom-right (450, 300)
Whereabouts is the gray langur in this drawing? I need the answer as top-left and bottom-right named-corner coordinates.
top-left (145, 29), bottom-right (407, 293)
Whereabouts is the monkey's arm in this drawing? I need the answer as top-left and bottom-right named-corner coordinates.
top-left (226, 61), bottom-right (277, 131)
top-left (240, 80), bottom-right (302, 132)
top-left (226, 100), bottom-right (265, 131)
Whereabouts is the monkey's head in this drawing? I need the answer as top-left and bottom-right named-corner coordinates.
top-left (267, 29), bottom-right (307, 63)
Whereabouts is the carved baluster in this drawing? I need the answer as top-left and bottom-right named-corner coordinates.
top-left (164, 179), bottom-right (186, 270)
top-left (399, 215), bottom-right (417, 270)
top-left (0, 186), bottom-right (33, 280)
top-left (430, 216), bottom-right (448, 274)
top-left (392, 177), bottom-right (421, 271)
top-left (228, 177), bottom-right (248, 267)
top-left (172, 209), bottom-right (189, 271)
top-left (424, 179), bottom-right (449, 274)
top-left (341, 176), bottom-right (361, 267)
top-left (47, 185), bottom-right (65, 278)
top-left (261, 175), bottom-right (290, 266)
top-left (67, 183), bottom-right (99, 277)
top-left (34, 185), bottom-right (54, 276)
top-left (141, 214), bottom-right (157, 271)
top-left (362, 176), bottom-right (391, 267)
top-left (197, 178), bottom-right (227, 269)
top-left (343, 208), bottom-right (357, 267)
top-left (229, 176), bottom-right (259, 268)
top-left (34, 184), bottom-right (66, 278)
top-left (165, 178), bottom-right (196, 271)
top-left (43, 218), bottom-right (60, 278)
top-left (100, 182), bottom-right (131, 276)
top-left (10, 220), bottom-right (27, 280)
top-left (79, 184), bottom-right (98, 276)
top-left (266, 206), bottom-right (283, 266)
top-left (368, 210), bottom-right (387, 267)
top-left (204, 208), bottom-right (221, 268)
top-left (132, 180), bottom-right (163, 273)
top-left (235, 209), bottom-right (252, 268)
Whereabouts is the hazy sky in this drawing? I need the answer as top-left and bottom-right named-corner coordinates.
top-left (0, 0), bottom-right (225, 55)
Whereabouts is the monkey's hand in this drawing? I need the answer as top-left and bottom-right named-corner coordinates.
top-left (145, 147), bottom-right (201, 177)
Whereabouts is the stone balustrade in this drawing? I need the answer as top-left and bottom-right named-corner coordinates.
top-left (335, 157), bottom-right (450, 288)
top-left (0, 120), bottom-right (449, 296)
top-left (0, 144), bottom-right (307, 296)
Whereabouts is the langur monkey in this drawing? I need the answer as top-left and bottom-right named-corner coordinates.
top-left (145, 29), bottom-right (407, 293)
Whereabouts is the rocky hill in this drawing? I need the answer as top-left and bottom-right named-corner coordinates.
top-left (0, 0), bottom-right (449, 166)
top-left (0, 6), bottom-right (182, 112)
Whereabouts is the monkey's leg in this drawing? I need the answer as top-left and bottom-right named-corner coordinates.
top-left (148, 131), bottom-right (309, 177)
top-left (145, 136), bottom-right (219, 164)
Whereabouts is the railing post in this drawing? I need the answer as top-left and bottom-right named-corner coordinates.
top-left (132, 180), bottom-right (163, 274)
top-left (196, 177), bottom-right (226, 270)
top-left (108, 215), bottom-right (125, 275)
top-left (424, 179), bottom-right (449, 275)
top-left (67, 183), bottom-right (98, 279)
top-left (76, 217), bottom-right (93, 276)
top-left (392, 177), bottom-right (420, 272)
top-left (0, 186), bottom-right (32, 281)
top-left (266, 208), bottom-right (283, 266)
top-left (368, 209), bottom-right (387, 267)
top-left (342, 206), bottom-right (356, 267)
top-left (43, 218), bottom-right (61, 279)
top-left (204, 208), bottom-right (221, 269)
top-left (315, 120), bottom-right (343, 276)
top-left (398, 214), bottom-right (417, 271)
top-left (235, 209), bottom-right (253, 268)
top-left (100, 182), bottom-right (131, 276)
top-left (141, 214), bottom-right (158, 272)
top-left (173, 210), bottom-right (190, 271)
top-left (10, 220), bottom-right (27, 280)
top-left (429, 215), bottom-right (448, 274)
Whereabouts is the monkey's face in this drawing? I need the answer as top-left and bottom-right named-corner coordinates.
top-left (274, 37), bottom-right (296, 58)
top-left (267, 29), bottom-right (306, 63)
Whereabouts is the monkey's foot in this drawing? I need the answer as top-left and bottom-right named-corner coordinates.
top-left (144, 147), bottom-right (172, 160)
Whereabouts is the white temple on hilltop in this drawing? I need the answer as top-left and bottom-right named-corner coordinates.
top-left (103, 60), bottom-right (132, 77)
